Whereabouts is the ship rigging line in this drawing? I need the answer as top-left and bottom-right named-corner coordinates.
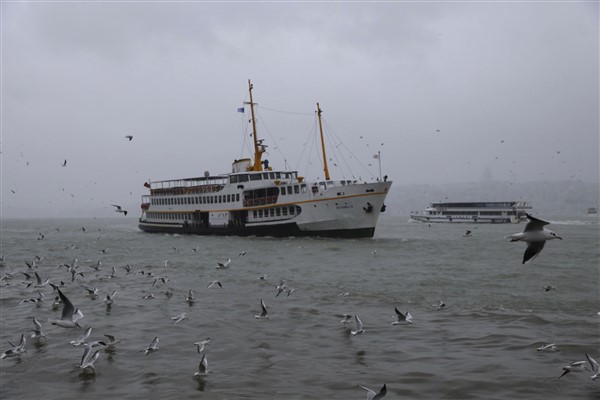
top-left (259, 106), bottom-right (314, 116)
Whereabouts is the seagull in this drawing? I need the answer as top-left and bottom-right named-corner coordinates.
top-left (70, 327), bottom-right (92, 346)
top-left (339, 314), bottom-right (353, 324)
top-left (111, 204), bottom-right (128, 216)
top-left (357, 383), bottom-right (387, 400)
top-left (185, 289), bottom-right (196, 303)
top-left (1, 334), bottom-right (27, 359)
top-left (463, 230), bottom-right (472, 237)
top-left (103, 334), bottom-right (120, 348)
top-left (536, 343), bottom-right (559, 352)
top-left (49, 288), bottom-right (84, 328)
top-left (62, 159), bottom-right (67, 167)
top-left (436, 300), bottom-right (447, 310)
top-left (238, 251), bottom-right (247, 257)
top-left (79, 345), bottom-right (101, 373)
top-left (392, 307), bottom-right (413, 325)
top-left (142, 293), bottom-right (155, 300)
top-left (255, 299), bottom-right (268, 319)
top-left (143, 337), bottom-right (159, 355)
top-left (543, 285), bottom-right (557, 292)
top-left (559, 360), bottom-right (589, 378)
top-left (104, 290), bottom-right (117, 305)
top-left (587, 353), bottom-right (600, 380)
top-left (194, 338), bottom-right (212, 353)
top-left (30, 317), bottom-right (47, 339)
top-left (19, 291), bottom-right (45, 306)
top-left (125, 135), bottom-right (133, 141)
top-left (83, 286), bottom-right (99, 299)
top-left (194, 354), bottom-right (212, 376)
top-left (153, 277), bottom-right (168, 287)
top-left (351, 315), bottom-right (364, 335)
top-left (506, 213), bottom-right (563, 264)
top-left (207, 281), bottom-right (223, 289)
top-left (216, 258), bottom-right (231, 269)
top-left (171, 312), bottom-right (188, 325)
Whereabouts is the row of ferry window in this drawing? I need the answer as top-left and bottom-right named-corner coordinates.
top-left (230, 171), bottom-right (297, 183)
top-left (252, 206), bottom-right (297, 219)
top-left (151, 193), bottom-right (241, 206)
top-left (147, 212), bottom-right (193, 221)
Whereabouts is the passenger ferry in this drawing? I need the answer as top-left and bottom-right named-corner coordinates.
top-left (410, 201), bottom-right (531, 224)
top-left (138, 80), bottom-right (392, 238)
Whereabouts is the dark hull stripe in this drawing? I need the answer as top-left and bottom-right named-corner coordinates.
top-left (138, 221), bottom-right (375, 238)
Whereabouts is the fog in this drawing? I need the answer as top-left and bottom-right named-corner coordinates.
top-left (2, 2), bottom-right (598, 218)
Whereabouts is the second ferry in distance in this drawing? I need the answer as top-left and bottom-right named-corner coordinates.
top-left (138, 80), bottom-right (392, 238)
top-left (410, 201), bottom-right (531, 224)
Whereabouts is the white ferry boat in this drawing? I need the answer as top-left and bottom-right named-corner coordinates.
top-left (138, 80), bottom-right (392, 238)
top-left (410, 201), bottom-right (531, 224)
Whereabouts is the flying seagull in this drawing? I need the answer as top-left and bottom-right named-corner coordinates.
top-left (255, 299), bottom-right (268, 319)
top-left (559, 360), bottom-right (588, 378)
top-left (125, 135), bottom-right (133, 141)
top-left (587, 353), bottom-right (600, 380)
top-left (392, 307), bottom-right (413, 325)
top-left (111, 204), bottom-right (128, 216)
top-left (194, 354), bottom-right (212, 376)
top-left (143, 337), bottom-right (159, 356)
top-left (49, 288), bottom-right (84, 328)
top-left (357, 383), bottom-right (387, 400)
top-left (351, 315), bottom-right (364, 335)
top-left (506, 213), bottom-right (562, 264)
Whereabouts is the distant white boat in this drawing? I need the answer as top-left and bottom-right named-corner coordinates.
top-left (410, 201), bottom-right (531, 224)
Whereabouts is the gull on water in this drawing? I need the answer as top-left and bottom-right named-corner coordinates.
top-left (537, 343), bottom-right (559, 352)
top-left (506, 213), bottom-right (562, 264)
top-left (392, 307), bottom-right (413, 325)
top-left (559, 360), bottom-right (588, 378)
top-left (194, 338), bottom-right (212, 353)
top-left (143, 337), bottom-right (159, 356)
top-left (351, 315), bottom-right (364, 335)
top-left (171, 313), bottom-right (188, 325)
top-left (339, 314), bottom-right (353, 324)
top-left (49, 288), bottom-right (84, 328)
top-left (104, 290), bottom-right (118, 305)
top-left (103, 334), bottom-right (120, 348)
top-left (194, 354), bottom-right (212, 376)
top-left (357, 383), bottom-right (387, 400)
top-left (255, 299), bottom-right (269, 319)
top-left (543, 285), bottom-right (557, 292)
top-left (185, 290), bottom-right (196, 303)
top-left (1, 334), bottom-right (26, 359)
top-left (83, 286), bottom-right (99, 299)
top-left (216, 258), bottom-right (231, 269)
top-left (31, 317), bottom-right (47, 339)
top-left (80, 344), bottom-right (101, 374)
top-left (587, 353), bottom-right (600, 380)
top-left (436, 300), bottom-right (447, 310)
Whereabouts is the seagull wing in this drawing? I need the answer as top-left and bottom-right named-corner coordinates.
top-left (523, 213), bottom-right (550, 232)
top-left (357, 385), bottom-right (377, 400)
top-left (260, 299), bottom-right (268, 317)
top-left (57, 288), bottom-right (75, 320)
top-left (587, 353), bottom-right (599, 373)
top-left (523, 241), bottom-right (546, 264)
top-left (394, 307), bottom-right (405, 321)
top-left (355, 315), bottom-right (363, 331)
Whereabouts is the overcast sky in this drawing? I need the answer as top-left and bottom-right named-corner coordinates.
top-left (1, 1), bottom-right (598, 218)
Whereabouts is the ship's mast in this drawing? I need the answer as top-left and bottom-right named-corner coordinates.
top-left (316, 103), bottom-right (330, 180)
top-left (247, 79), bottom-right (264, 172)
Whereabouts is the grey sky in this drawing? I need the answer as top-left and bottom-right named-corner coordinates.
top-left (2, 2), bottom-right (598, 218)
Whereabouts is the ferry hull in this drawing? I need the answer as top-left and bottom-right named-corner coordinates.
top-left (138, 221), bottom-right (375, 238)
